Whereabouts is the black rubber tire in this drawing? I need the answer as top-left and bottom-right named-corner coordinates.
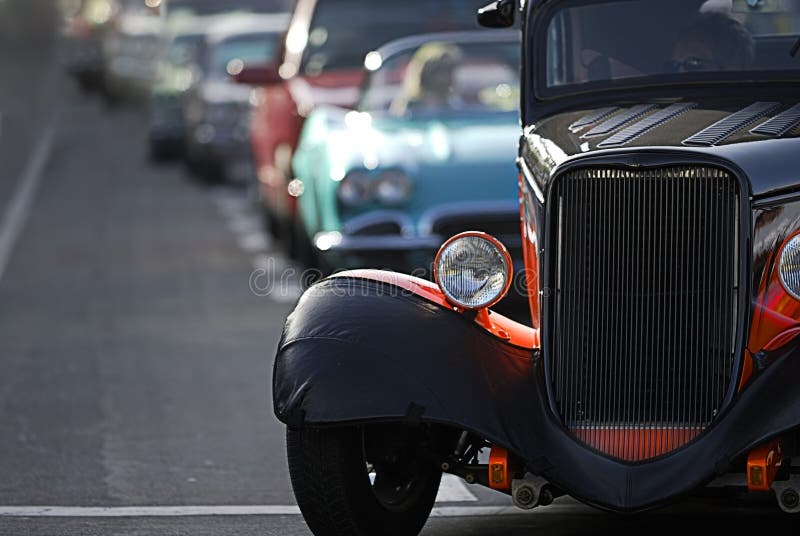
top-left (287, 427), bottom-right (441, 536)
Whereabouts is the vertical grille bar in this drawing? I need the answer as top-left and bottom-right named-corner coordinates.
top-left (551, 166), bottom-right (740, 462)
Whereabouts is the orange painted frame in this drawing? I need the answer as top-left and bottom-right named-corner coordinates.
top-left (328, 269), bottom-right (539, 350)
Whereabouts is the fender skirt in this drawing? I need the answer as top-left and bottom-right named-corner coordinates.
top-left (273, 271), bottom-right (540, 446)
top-left (273, 271), bottom-right (800, 512)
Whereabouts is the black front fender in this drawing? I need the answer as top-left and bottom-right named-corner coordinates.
top-left (273, 276), bottom-right (539, 449)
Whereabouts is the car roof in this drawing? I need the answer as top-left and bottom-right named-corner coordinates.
top-left (368, 29), bottom-right (520, 70)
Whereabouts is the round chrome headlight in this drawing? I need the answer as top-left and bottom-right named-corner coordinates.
top-left (375, 170), bottom-right (412, 206)
top-left (434, 232), bottom-right (513, 310)
top-left (338, 171), bottom-right (373, 207)
top-left (779, 234), bottom-right (800, 300)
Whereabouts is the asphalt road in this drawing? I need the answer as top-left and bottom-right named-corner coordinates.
top-left (1, 9), bottom-right (800, 536)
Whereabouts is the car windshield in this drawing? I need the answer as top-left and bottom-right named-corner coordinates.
top-left (166, 0), bottom-right (291, 17)
top-left (300, 0), bottom-right (490, 76)
top-left (360, 40), bottom-right (520, 117)
top-left (208, 33), bottom-right (278, 79)
top-left (539, 0), bottom-right (800, 96)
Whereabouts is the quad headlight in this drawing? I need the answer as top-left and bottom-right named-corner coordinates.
top-left (779, 234), bottom-right (800, 300)
top-left (375, 170), bottom-right (412, 206)
top-left (337, 171), bottom-right (373, 207)
top-left (434, 232), bottom-right (513, 310)
top-left (338, 169), bottom-right (413, 207)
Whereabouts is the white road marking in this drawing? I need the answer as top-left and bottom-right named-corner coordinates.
top-left (0, 118), bottom-right (56, 284)
top-left (236, 232), bottom-right (270, 253)
top-left (435, 474), bottom-right (478, 502)
top-left (212, 190), bottom-right (306, 303)
top-left (0, 504), bottom-right (591, 518)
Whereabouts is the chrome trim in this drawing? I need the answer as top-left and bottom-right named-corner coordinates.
top-left (518, 157), bottom-right (545, 203)
top-left (320, 234), bottom-right (442, 252)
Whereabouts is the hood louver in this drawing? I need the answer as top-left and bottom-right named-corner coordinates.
top-left (581, 105), bottom-right (658, 138)
top-left (597, 103), bottom-right (697, 148)
top-left (751, 103), bottom-right (800, 137)
top-left (683, 102), bottom-right (780, 146)
top-left (569, 107), bottom-right (620, 132)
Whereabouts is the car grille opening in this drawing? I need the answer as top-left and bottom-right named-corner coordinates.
top-left (550, 165), bottom-right (741, 462)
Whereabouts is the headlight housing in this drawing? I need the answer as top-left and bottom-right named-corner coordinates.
top-left (779, 234), bottom-right (800, 300)
top-left (338, 169), bottom-right (413, 208)
top-left (434, 232), bottom-right (513, 310)
top-left (338, 171), bottom-right (373, 207)
top-left (375, 170), bottom-right (412, 206)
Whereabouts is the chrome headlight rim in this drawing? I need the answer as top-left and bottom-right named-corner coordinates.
top-left (433, 231), bottom-right (513, 310)
top-left (779, 233), bottom-right (800, 301)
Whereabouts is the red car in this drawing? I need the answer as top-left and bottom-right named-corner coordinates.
top-left (243, 0), bottom-right (494, 253)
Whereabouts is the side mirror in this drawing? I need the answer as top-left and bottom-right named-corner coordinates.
top-left (234, 63), bottom-right (282, 86)
top-left (477, 0), bottom-right (515, 28)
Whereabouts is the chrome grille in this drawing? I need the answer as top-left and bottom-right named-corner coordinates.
top-left (550, 166), bottom-right (740, 462)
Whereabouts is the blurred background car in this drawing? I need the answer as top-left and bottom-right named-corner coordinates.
top-left (243, 0), bottom-right (498, 256)
top-left (183, 13), bottom-right (289, 183)
top-left (291, 30), bottom-right (521, 273)
top-left (101, 0), bottom-right (163, 104)
top-left (147, 16), bottom-right (209, 160)
top-left (160, 0), bottom-right (292, 19)
top-left (57, 0), bottom-right (116, 91)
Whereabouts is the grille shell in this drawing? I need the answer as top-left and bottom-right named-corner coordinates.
top-left (547, 165), bottom-right (742, 463)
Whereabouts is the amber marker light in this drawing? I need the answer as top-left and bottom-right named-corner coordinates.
top-left (433, 232), bottom-right (513, 311)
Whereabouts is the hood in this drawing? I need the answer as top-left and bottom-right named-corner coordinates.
top-left (523, 98), bottom-right (800, 198)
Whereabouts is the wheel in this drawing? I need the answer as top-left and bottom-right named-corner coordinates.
top-left (287, 425), bottom-right (442, 536)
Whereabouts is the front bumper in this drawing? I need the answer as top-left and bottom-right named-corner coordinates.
top-left (274, 275), bottom-right (800, 512)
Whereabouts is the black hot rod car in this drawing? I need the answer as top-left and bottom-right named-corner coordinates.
top-left (273, 0), bottom-right (800, 534)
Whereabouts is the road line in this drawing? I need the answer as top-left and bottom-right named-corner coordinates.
top-left (435, 474), bottom-right (478, 502)
top-left (0, 504), bottom-right (591, 518)
top-left (0, 119), bottom-right (56, 283)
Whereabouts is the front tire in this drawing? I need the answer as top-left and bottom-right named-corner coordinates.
top-left (287, 425), bottom-right (441, 536)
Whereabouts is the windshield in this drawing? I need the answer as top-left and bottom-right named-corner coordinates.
top-left (300, 0), bottom-right (490, 76)
top-left (360, 40), bottom-right (520, 116)
top-left (208, 32), bottom-right (278, 79)
top-left (166, 0), bottom-right (291, 17)
top-left (539, 0), bottom-right (800, 96)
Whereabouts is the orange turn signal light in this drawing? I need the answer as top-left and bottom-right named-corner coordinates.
top-left (488, 445), bottom-right (510, 491)
top-left (747, 439), bottom-right (782, 492)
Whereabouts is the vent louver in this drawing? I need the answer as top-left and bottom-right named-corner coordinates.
top-left (569, 107), bottom-right (620, 132)
top-left (598, 103), bottom-right (697, 148)
top-left (751, 104), bottom-right (800, 137)
top-left (683, 102), bottom-right (780, 146)
top-left (581, 105), bottom-right (658, 138)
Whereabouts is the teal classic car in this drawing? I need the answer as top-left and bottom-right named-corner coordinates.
top-left (291, 30), bottom-right (521, 273)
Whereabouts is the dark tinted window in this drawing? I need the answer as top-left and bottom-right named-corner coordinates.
top-left (208, 33), bottom-right (279, 78)
top-left (301, 0), bottom-right (489, 75)
top-left (167, 0), bottom-right (292, 17)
